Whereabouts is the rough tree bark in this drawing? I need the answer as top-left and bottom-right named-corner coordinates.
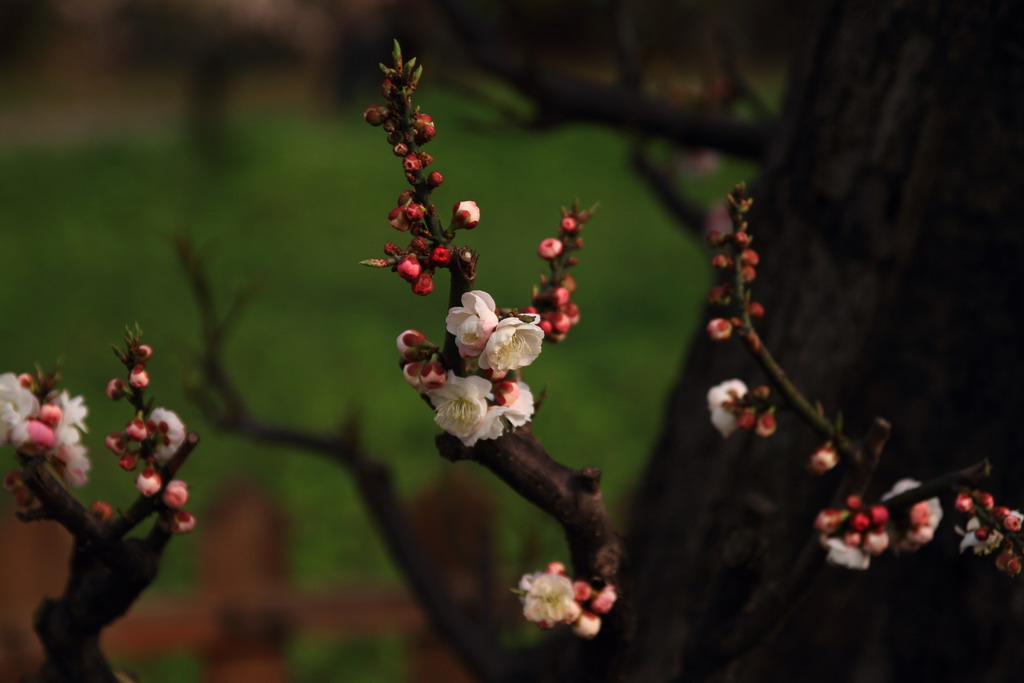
top-left (627, 1), bottom-right (1024, 681)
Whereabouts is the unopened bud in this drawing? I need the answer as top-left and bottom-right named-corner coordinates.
top-left (427, 171), bottom-right (444, 187)
top-left (590, 585), bottom-right (617, 614)
top-left (572, 611), bottom-right (601, 640)
top-left (954, 493), bottom-right (974, 513)
top-left (977, 491), bottom-right (995, 509)
top-left (17, 373), bottom-right (34, 388)
top-left (1003, 512), bottom-right (1022, 532)
top-left (392, 142), bottom-right (409, 157)
top-left (412, 272), bottom-right (435, 296)
top-left (754, 411), bottom-right (776, 437)
top-left (420, 362), bottom-right (447, 390)
top-left (845, 495), bottom-right (863, 510)
top-left (430, 246), bottom-right (451, 266)
top-left (538, 238), bottom-right (563, 260)
top-left (869, 504), bottom-right (889, 527)
top-left (162, 480), bottom-right (189, 509)
top-left (106, 378), bottom-right (127, 400)
top-left (863, 530), bottom-right (889, 556)
top-left (396, 255), bottom-right (422, 282)
top-left (452, 201), bottom-right (480, 229)
top-left (168, 510), bottom-right (196, 534)
top-left (572, 580), bottom-right (592, 602)
top-left (135, 468), bottom-right (162, 497)
top-left (125, 418), bottom-right (149, 441)
top-left (909, 501), bottom-right (931, 527)
top-left (38, 403), bottom-right (62, 427)
top-left (492, 381), bottom-right (521, 407)
top-left (740, 248), bottom-right (760, 266)
top-left (403, 154), bottom-right (422, 173)
top-left (748, 302), bottom-right (765, 318)
top-left (136, 344), bottom-right (153, 361)
top-left (850, 512), bottom-right (871, 532)
top-left (992, 506), bottom-right (1010, 521)
top-left (808, 445), bottom-right (839, 474)
top-left (706, 318), bottom-right (733, 341)
top-left (90, 500), bottom-right (115, 521)
top-left (560, 216), bottom-right (579, 233)
top-left (129, 365), bottom-right (149, 388)
top-left (105, 433), bottom-right (127, 455)
top-left (404, 204), bottom-right (425, 222)
top-left (545, 561), bottom-right (566, 576)
top-left (118, 453), bottom-right (138, 471)
top-left (363, 104), bottom-right (389, 126)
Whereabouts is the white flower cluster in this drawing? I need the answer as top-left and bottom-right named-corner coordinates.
top-left (399, 290), bottom-right (544, 447)
top-left (1, 373), bottom-right (90, 487)
top-left (707, 379), bottom-right (747, 437)
top-left (517, 562), bottom-right (617, 639)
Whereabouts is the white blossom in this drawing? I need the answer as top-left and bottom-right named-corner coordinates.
top-left (53, 391), bottom-right (88, 449)
top-left (479, 316), bottom-right (544, 373)
top-left (150, 407), bottom-right (186, 463)
top-left (519, 571), bottom-right (581, 625)
top-left (0, 373), bottom-right (38, 445)
top-left (445, 290), bottom-right (499, 358)
top-left (427, 374), bottom-right (492, 444)
top-left (707, 379), bottom-right (748, 438)
top-left (822, 536), bottom-right (871, 570)
top-left (464, 381), bottom-right (535, 446)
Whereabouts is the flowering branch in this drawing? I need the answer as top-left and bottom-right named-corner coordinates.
top-left (2, 331), bottom-right (199, 683)
top-left (176, 236), bottom-right (510, 682)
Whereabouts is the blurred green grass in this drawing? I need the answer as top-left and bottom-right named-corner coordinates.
top-left (0, 85), bottom-right (755, 679)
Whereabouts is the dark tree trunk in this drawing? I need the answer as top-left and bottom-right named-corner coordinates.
top-left (627, 1), bottom-right (1024, 681)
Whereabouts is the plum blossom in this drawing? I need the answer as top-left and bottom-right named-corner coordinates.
top-left (707, 379), bottom-right (748, 438)
top-left (519, 571), bottom-right (581, 626)
top-left (427, 374), bottom-right (492, 445)
top-left (882, 478), bottom-right (943, 552)
top-left (149, 408), bottom-right (186, 463)
top-left (445, 290), bottom-right (499, 357)
top-left (56, 443), bottom-right (91, 488)
top-left (464, 381), bottom-right (535, 446)
top-left (822, 536), bottom-right (871, 570)
top-left (53, 391), bottom-right (88, 448)
top-left (959, 516), bottom-right (1003, 555)
top-left (479, 316), bottom-right (544, 373)
top-left (0, 372), bottom-right (39, 445)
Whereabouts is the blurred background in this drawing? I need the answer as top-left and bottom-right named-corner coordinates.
top-left (0, 0), bottom-right (795, 680)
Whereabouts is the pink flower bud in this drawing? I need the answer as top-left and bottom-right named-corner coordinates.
top-left (403, 154), bottom-right (422, 173)
top-left (748, 302), bottom-right (765, 318)
top-left (362, 104), bottom-right (389, 126)
top-left (869, 504), bottom-right (889, 527)
top-left (954, 493), bottom-right (974, 513)
top-left (396, 255), bottom-right (422, 282)
top-left (545, 561), bottom-right (566, 576)
top-left (105, 433), bottom-right (127, 455)
top-left (741, 265), bottom-right (757, 282)
top-left (850, 512), bottom-right (871, 532)
top-left (1003, 512), bottom-right (1022, 532)
top-left (17, 373), bottom-right (34, 388)
top-left (402, 362), bottom-right (424, 389)
top-left (863, 530), bottom-right (889, 556)
top-left (396, 329), bottom-right (429, 360)
top-left (736, 410), bottom-right (756, 431)
top-left (740, 248), bottom-right (760, 266)
top-left (813, 508), bottom-right (846, 533)
top-left (430, 246), bottom-right (451, 266)
top-left (843, 531), bottom-right (862, 547)
top-left (38, 403), bottom-right (62, 427)
top-left (706, 318), bottom-right (733, 341)
top-left (118, 453), bottom-right (138, 471)
top-left (992, 506), bottom-right (1010, 521)
top-left (427, 171), bottom-right (444, 187)
top-left (392, 142), bottom-right (409, 157)
top-left (1006, 557), bottom-right (1023, 577)
top-left (452, 201), bottom-right (480, 229)
top-left (538, 238), bottom-right (563, 260)
top-left (125, 418), bottom-right (149, 441)
top-left (13, 420), bottom-right (56, 454)
top-left (162, 480), bottom-right (189, 509)
top-left (909, 501), bottom-right (931, 527)
top-left (552, 312), bottom-right (571, 335)
top-left (572, 611), bottom-right (601, 640)
top-left (549, 287), bottom-right (571, 308)
top-left (807, 445), bottom-right (838, 474)
top-left (711, 253), bottom-right (732, 269)
top-left (136, 344), bottom-right (154, 361)
top-left (560, 216), bottom-right (579, 234)
top-left (106, 378), bottom-right (127, 400)
top-left (404, 204), bottom-right (425, 222)
top-left (135, 468), bottom-right (162, 497)
top-left (733, 232), bottom-right (751, 248)
top-left (169, 510), bottom-right (196, 534)
top-left (420, 362), bottom-right (447, 390)
top-left (539, 320), bottom-right (553, 336)
top-left (492, 380), bottom-right (521, 407)
top-left (845, 495), bottom-right (863, 510)
top-left (590, 585), bottom-right (617, 614)
top-left (388, 206), bottom-right (411, 232)
top-left (129, 366), bottom-right (149, 388)
top-left (412, 272), bottom-right (435, 296)
top-left (754, 411), bottom-right (776, 437)
top-left (573, 580), bottom-right (593, 602)
top-left (480, 367), bottom-right (507, 381)
top-left (563, 301), bottom-right (580, 325)
top-left (90, 500), bottom-right (114, 521)
top-left (977, 491), bottom-right (995, 508)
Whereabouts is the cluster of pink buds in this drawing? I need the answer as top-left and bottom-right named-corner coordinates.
top-left (524, 203), bottom-right (593, 343)
top-left (396, 329), bottom-right (446, 392)
top-left (706, 379), bottom-right (776, 438)
top-left (360, 41), bottom-right (468, 297)
top-left (105, 333), bottom-right (196, 534)
top-left (706, 183), bottom-right (766, 333)
top-left (815, 495), bottom-right (891, 570)
top-left (955, 489), bottom-right (1023, 576)
top-left (515, 561), bottom-right (617, 640)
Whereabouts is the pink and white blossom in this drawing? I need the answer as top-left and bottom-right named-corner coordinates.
top-left (519, 571), bottom-right (581, 626)
top-left (479, 316), bottom-right (544, 373)
top-left (706, 379), bottom-right (748, 438)
top-left (56, 443), bottom-right (91, 488)
top-left (882, 478), bottom-right (943, 552)
top-left (959, 516), bottom-right (1003, 555)
top-left (452, 200), bottom-right (480, 229)
top-left (136, 468), bottom-right (162, 497)
top-left (162, 480), bottom-right (189, 509)
top-left (572, 611), bottom-right (602, 640)
top-left (463, 381), bottom-right (536, 446)
top-left (446, 290), bottom-right (499, 357)
top-left (427, 374), bottom-right (492, 445)
top-left (149, 408), bottom-right (186, 463)
top-left (0, 372), bottom-right (39, 445)
top-left (822, 536), bottom-right (871, 570)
